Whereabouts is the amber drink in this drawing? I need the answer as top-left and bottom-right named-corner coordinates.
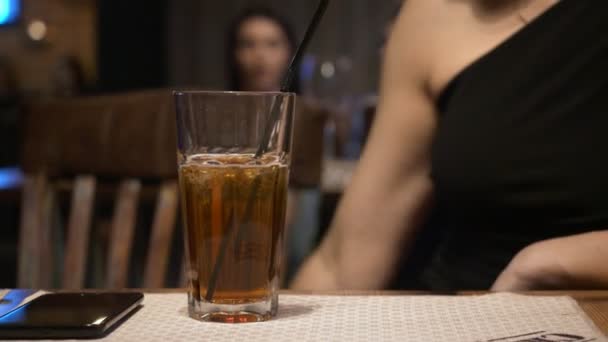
top-left (175, 91), bottom-right (295, 323)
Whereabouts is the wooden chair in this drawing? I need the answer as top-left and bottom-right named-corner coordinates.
top-left (18, 90), bottom-right (181, 289)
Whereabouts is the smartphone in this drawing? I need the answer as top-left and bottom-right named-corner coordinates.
top-left (0, 292), bottom-right (144, 339)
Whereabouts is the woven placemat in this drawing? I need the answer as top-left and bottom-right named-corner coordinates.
top-left (14, 293), bottom-right (608, 342)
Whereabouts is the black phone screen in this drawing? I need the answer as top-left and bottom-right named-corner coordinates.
top-left (0, 292), bottom-right (143, 339)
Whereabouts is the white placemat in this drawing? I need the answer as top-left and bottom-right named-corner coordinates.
top-left (16, 293), bottom-right (608, 342)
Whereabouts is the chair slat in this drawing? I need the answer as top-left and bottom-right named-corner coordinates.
top-left (18, 174), bottom-right (54, 288)
top-left (143, 181), bottom-right (179, 288)
top-left (62, 176), bottom-right (96, 289)
top-left (39, 184), bottom-right (54, 289)
top-left (106, 180), bottom-right (141, 289)
top-left (18, 175), bottom-right (44, 288)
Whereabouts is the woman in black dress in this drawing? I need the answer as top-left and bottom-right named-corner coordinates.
top-left (293, 0), bottom-right (608, 290)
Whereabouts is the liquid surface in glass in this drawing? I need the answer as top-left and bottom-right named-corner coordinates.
top-left (179, 154), bottom-right (288, 305)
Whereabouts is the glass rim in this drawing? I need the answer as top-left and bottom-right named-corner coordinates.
top-left (173, 90), bottom-right (296, 97)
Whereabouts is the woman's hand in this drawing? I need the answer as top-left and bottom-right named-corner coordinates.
top-left (492, 231), bottom-right (608, 291)
top-left (492, 240), bottom-right (567, 291)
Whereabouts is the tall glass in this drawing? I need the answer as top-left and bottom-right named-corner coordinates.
top-left (174, 91), bottom-right (295, 323)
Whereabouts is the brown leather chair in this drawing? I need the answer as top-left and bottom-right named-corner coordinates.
top-left (18, 90), bottom-right (180, 289)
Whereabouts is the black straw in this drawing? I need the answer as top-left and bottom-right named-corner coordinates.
top-left (204, 0), bottom-right (330, 303)
top-left (255, 0), bottom-right (329, 158)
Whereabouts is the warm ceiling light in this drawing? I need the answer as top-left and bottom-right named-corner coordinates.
top-left (27, 19), bottom-right (47, 41)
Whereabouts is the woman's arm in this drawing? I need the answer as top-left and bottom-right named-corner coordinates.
top-left (492, 231), bottom-right (608, 291)
top-left (291, 1), bottom-right (438, 290)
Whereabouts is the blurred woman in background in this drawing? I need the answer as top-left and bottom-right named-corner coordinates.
top-left (226, 7), bottom-right (330, 281)
top-left (294, 0), bottom-right (608, 291)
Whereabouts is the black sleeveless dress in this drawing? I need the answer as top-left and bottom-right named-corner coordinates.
top-left (420, 0), bottom-right (608, 290)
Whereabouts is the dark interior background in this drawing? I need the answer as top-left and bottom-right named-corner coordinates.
top-left (0, 0), bottom-right (402, 287)
top-left (98, 0), bottom-right (169, 92)
top-left (168, 0), bottom-right (399, 96)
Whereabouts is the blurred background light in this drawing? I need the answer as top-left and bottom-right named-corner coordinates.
top-left (26, 20), bottom-right (47, 41)
top-left (0, 0), bottom-right (21, 26)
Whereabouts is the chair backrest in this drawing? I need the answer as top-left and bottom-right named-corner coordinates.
top-left (18, 90), bottom-right (181, 289)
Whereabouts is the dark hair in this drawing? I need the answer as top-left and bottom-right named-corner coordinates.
top-left (226, 6), bottom-right (301, 93)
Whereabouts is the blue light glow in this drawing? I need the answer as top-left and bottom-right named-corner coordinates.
top-left (0, 0), bottom-right (20, 26)
top-left (0, 168), bottom-right (23, 190)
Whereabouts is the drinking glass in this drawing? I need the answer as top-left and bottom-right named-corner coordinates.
top-left (174, 91), bottom-right (295, 323)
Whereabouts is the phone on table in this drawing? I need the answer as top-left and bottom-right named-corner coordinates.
top-left (0, 292), bottom-right (143, 339)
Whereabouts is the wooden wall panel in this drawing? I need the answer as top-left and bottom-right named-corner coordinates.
top-left (0, 0), bottom-right (97, 95)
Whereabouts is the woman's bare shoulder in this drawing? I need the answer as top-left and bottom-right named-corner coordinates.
top-left (391, 0), bottom-right (478, 90)
top-left (411, 0), bottom-right (558, 99)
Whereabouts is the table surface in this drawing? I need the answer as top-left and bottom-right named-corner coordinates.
top-left (91, 290), bottom-right (608, 335)
top-left (3, 290), bottom-right (607, 341)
